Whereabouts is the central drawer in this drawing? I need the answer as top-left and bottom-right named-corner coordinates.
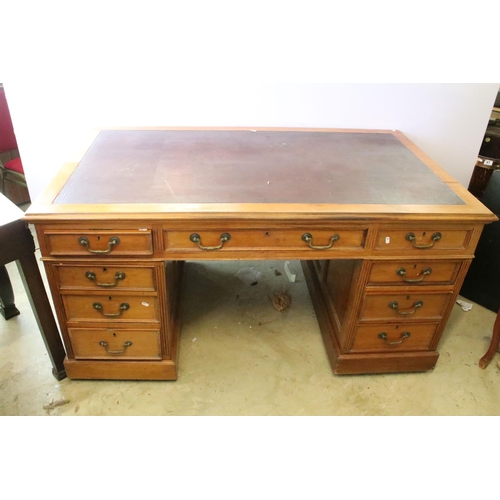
top-left (62, 294), bottom-right (159, 322)
top-left (164, 228), bottom-right (367, 252)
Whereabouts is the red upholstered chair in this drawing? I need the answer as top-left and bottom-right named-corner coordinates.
top-left (0, 84), bottom-right (29, 199)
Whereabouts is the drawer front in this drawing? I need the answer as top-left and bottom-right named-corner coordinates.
top-left (367, 261), bottom-right (461, 286)
top-left (63, 295), bottom-right (159, 322)
top-left (360, 292), bottom-right (452, 322)
top-left (68, 327), bottom-right (161, 360)
top-left (44, 230), bottom-right (153, 257)
top-left (375, 229), bottom-right (471, 253)
top-left (164, 228), bottom-right (367, 252)
top-left (56, 265), bottom-right (156, 291)
top-left (351, 323), bottom-right (438, 352)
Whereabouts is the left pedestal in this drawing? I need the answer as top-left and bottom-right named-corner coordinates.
top-left (37, 224), bottom-right (184, 380)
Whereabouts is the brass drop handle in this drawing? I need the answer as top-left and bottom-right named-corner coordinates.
top-left (302, 233), bottom-right (340, 250)
top-left (86, 271), bottom-right (126, 287)
top-left (93, 302), bottom-right (130, 317)
top-left (78, 236), bottom-right (120, 254)
top-left (190, 233), bottom-right (231, 250)
top-left (405, 232), bottom-right (441, 249)
top-left (396, 267), bottom-right (432, 283)
top-left (389, 300), bottom-right (423, 315)
top-left (378, 331), bottom-right (411, 345)
top-left (99, 340), bottom-right (132, 354)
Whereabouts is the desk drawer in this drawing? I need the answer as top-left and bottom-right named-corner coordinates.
top-left (164, 228), bottom-right (367, 252)
top-left (68, 327), bottom-right (161, 360)
top-left (62, 294), bottom-right (159, 322)
top-left (55, 264), bottom-right (156, 291)
top-left (359, 291), bottom-right (452, 322)
top-left (367, 261), bottom-right (461, 286)
top-left (350, 323), bottom-right (438, 352)
top-left (375, 228), bottom-right (471, 254)
top-left (43, 230), bottom-right (153, 257)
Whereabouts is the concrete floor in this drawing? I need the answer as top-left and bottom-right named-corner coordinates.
top-left (1, 240), bottom-right (500, 416)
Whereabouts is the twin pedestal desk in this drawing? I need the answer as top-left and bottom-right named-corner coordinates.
top-left (25, 128), bottom-right (496, 380)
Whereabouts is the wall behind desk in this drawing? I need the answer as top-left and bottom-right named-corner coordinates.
top-left (1, 4), bottom-right (498, 200)
top-left (3, 81), bottom-right (497, 201)
top-left (4, 82), bottom-right (499, 201)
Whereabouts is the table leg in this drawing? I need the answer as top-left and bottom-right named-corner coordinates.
top-left (15, 255), bottom-right (67, 380)
top-left (0, 264), bottom-right (20, 319)
top-left (479, 308), bottom-right (500, 369)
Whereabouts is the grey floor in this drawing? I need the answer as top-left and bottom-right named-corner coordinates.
top-left (1, 233), bottom-right (500, 416)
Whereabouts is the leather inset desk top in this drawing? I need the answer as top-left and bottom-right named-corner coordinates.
top-left (54, 130), bottom-right (465, 206)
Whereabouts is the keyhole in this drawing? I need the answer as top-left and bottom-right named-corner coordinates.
top-left (406, 295), bottom-right (410, 300)
top-left (103, 268), bottom-right (107, 273)
top-left (422, 232), bottom-right (426, 237)
top-left (113, 332), bottom-right (117, 337)
top-left (265, 232), bottom-right (269, 237)
top-left (108, 296), bottom-right (112, 301)
top-left (97, 236), bottom-right (101, 241)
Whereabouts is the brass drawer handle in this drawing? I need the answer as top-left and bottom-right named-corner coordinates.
top-left (86, 271), bottom-right (126, 287)
top-left (378, 331), bottom-right (411, 345)
top-left (405, 232), bottom-right (441, 249)
top-left (93, 302), bottom-right (130, 317)
top-left (302, 233), bottom-right (340, 250)
top-left (78, 236), bottom-right (120, 254)
top-left (99, 340), bottom-right (132, 354)
top-left (389, 300), bottom-right (423, 315)
top-left (396, 267), bottom-right (432, 283)
top-left (190, 233), bottom-right (231, 250)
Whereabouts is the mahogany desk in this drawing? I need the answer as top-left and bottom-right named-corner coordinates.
top-left (25, 128), bottom-right (496, 380)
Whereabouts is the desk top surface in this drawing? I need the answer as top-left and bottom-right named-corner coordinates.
top-left (55, 129), bottom-right (461, 206)
top-left (26, 128), bottom-right (496, 222)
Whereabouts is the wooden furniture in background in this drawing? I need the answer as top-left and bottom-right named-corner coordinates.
top-left (25, 128), bottom-right (497, 380)
top-left (0, 193), bottom-right (66, 380)
top-left (0, 264), bottom-right (21, 320)
top-left (479, 309), bottom-right (500, 369)
top-left (0, 84), bottom-right (30, 206)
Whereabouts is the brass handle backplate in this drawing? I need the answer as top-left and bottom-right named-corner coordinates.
top-left (405, 232), bottom-right (441, 249)
top-left (78, 236), bottom-right (120, 254)
top-left (99, 340), bottom-right (132, 354)
top-left (389, 300), bottom-right (423, 315)
top-left (396, 267), bottom-right (432, 283)
top-left (378, 331), bottom-right (411, 345)
top-left (190, 233), bottom-right (231, 250)
top-left (302, 233), bottom-right (340, 250)
top-left (93, 302), bottom-right (130, 317)
top-left (86, 271), bottom-right (126, 287)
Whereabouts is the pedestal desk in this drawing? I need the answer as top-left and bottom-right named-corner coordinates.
top-left (25, 128), bottom-right (496, 380)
